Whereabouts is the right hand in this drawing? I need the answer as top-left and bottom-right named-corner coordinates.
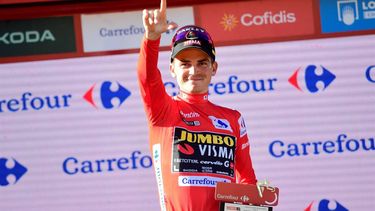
top-left (142, 0), bottom-right (178, 40)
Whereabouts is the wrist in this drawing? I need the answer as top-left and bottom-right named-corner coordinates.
top-left (145, 31), bottom-right (161, 40)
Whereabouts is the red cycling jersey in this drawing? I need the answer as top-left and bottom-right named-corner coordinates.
top-left (137, 37), bottom-right (257, 211)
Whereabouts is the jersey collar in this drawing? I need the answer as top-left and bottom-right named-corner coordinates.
top-left (178, 91), bottom-right (209, 104)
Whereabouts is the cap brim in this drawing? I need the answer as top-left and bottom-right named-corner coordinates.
top-left (171, 41), bottom-right (214, 62)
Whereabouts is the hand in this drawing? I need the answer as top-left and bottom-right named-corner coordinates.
top-left (142, 0), bottom-right (178, 40)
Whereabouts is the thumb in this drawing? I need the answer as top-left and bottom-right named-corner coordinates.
top-left (167, 21), bottom-right (178, 31)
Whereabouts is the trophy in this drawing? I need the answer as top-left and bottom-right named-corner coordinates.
top-left (215, 180), bottom-right (279, 211)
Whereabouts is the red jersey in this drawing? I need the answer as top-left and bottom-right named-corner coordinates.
top-left (137, 37), bottom-right (257, 211)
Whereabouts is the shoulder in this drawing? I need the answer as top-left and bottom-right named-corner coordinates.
top-left (209, 101), bottom-right (242, 118)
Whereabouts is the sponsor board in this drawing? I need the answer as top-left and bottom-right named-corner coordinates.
top-left (0, 16), bottom-right (76, 57)
top-left (81, 7), bottom-right (194, 52)
top-left (195, 0), bottom-right (315, 43)
top-left (320, 0), bottom-right (375, 33)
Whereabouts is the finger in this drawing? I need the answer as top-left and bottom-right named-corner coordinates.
top-left (148, 10), bottom-right (155, 26)
top-left (167, 21), bottom-right (178, 30)
top-left (160, 0), bottom-right (167, 14)
top-left (142, 9), bottom-right (151, 28)
top-left (154, 9), bottom-right (161, 24)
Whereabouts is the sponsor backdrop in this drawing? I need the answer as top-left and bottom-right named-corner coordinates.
top-left (1, 0), bottom-right (375, 211)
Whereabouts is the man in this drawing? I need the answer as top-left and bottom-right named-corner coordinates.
top-left (137, 0), bottom-right (257, 210)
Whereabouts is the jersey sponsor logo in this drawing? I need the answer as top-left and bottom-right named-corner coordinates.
top-left (180, 111), bottom-right (201, 126)
top-left (153, 144), bottom-right (167, 211)
top-left (238, 116), bottom-right (247, 137)
top-left (208, 116), bottom-right (233, 132)
top-left (180, 111), bottom-right (200, 118)
top-left (178, 175), bottom-right (231, 187)
top-left (172, 127), bottom-right (236, 177)
top-left (0, 157), bottom-right (28, 187)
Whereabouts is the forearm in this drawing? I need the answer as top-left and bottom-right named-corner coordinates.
top-left (137, 37), bottom-right (172, 125)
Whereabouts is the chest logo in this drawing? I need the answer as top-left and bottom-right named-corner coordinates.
top-left (208, 116), bottom-right (233, 132)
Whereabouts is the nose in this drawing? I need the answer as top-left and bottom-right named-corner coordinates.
top-left (188, 65), bottom-right (199, 75)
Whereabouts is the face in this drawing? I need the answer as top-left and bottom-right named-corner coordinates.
top-left (170, 48), bottom-right (218, 94)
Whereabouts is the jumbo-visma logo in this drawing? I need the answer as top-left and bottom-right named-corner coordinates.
top-left (0, 157), bottom-right (28, 187)
top-left (305, 199), bottom-right (349, 211)
top-left (288, 65), bottom-right (336, 93)
top-left (83, 81), bottom-right (131, 109)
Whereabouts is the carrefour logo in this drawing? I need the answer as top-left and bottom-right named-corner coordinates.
top-left (165, 75), bottom-right (277, 96)
top-left (0, 157), bottom-right (28, 187)
top-left (305, 199), bottom-right (348, 211)
top-left (288, 65), bottom-right (336, 93)
top-left (269, 134), bottom-right (374, 158)
top-left (365, 65), bottom-right (375, 83)
top-left (83, 81), bottom-right (131, 109)
top-left (0, 92), bottom-right (72, 113)
top-left (62, 151), bottom-right (152, 175)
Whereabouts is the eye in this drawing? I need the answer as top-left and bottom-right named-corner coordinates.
top-left (199, 61), bottom-right (209, 68)
top-left (180, 63), bottom-right (191, 68)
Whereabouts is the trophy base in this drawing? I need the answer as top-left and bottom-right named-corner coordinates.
top-left (220, 202), bottom-right (273, 211)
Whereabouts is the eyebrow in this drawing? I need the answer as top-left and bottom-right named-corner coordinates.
top-left (179, 58), bottom-right (210, 63)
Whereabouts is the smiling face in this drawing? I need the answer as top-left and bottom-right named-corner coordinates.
top-left (170, 48), bottom-right (218, 94)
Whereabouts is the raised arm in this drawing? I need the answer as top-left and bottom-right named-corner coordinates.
top-left (137, 0), bottom-right (178, 125)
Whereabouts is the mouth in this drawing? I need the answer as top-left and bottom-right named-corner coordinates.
top-left (187, 75), bottom-right (204, 81)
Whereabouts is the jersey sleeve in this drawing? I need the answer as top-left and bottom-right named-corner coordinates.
top-left (235, 114), bottom-right (257, 185)
top-left (137, 37), bottom-right (175, 126)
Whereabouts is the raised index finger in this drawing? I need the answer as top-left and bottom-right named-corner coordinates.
top-left (160, 0), bottom-right (167, 14)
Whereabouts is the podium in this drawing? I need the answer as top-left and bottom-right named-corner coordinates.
top-left (215, 182), bottom-right (279, 211)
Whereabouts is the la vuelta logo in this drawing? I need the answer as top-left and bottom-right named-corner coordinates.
top-left (305, 199), bottom-right (349, 211)
top-left (289, 65), bottom-right (336, 93)
top-left (83, 81), bottom-right (131, 109)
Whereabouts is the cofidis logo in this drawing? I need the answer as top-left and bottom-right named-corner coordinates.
top-left (288, 65), bottom-right (336, 93)
top-left (0, 157), bottom-right (28, 187)
top-left (83, 81), bottom-right (131, 109)
top-left (320, 0), bottom-right (375, 33)
top-left (305, 199), bottom-right (349, 211)
top-left (196, 0), bottom-right (315, 43)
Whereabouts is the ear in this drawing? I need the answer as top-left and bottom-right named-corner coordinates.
top-left (211, 61), bottom-right (218, 76)
top-left (169, 63), bottom-right (176, 78)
